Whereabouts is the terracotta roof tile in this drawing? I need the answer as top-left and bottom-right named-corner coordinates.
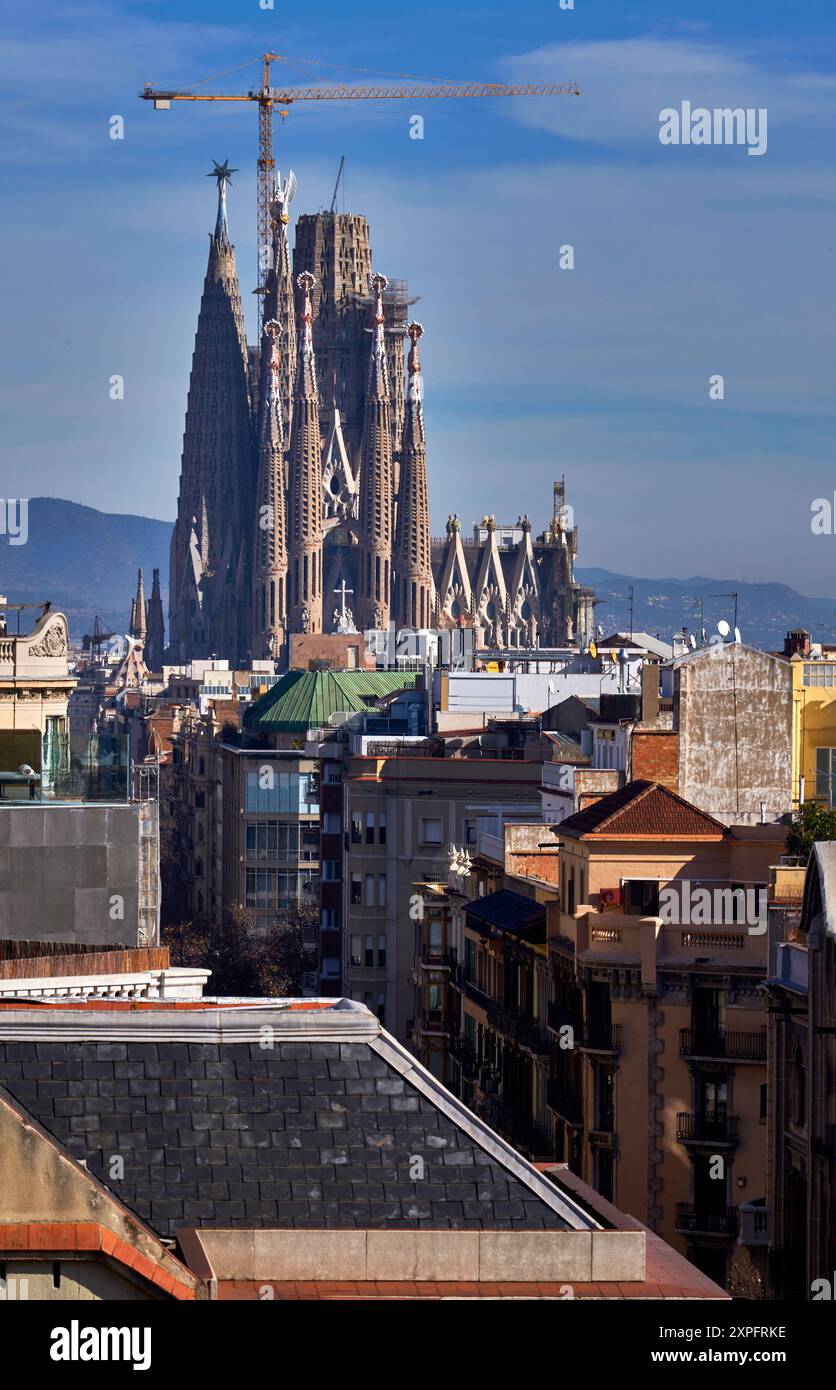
top-left (558, 780), bottom-right (728, 840)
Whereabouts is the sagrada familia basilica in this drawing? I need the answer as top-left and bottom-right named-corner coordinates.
top-left (166, 163), bottom-right (595, 664)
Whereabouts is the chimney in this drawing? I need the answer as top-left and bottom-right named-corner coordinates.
top-left (641, 660), bottom-right (660, 723)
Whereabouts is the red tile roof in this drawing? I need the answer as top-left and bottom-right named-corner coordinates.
top-left (558, 780), bottom-right (728, 841)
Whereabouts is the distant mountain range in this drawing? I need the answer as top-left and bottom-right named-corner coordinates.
top-left (575, 567), bottom-right (836, 652)
top-left (1, 499), bottom-right (832, 652)
top-left (0, 499), bottom-right (171, 643)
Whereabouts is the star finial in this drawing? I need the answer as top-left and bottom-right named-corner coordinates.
top-left (207, 159), bottom-right (238, 188)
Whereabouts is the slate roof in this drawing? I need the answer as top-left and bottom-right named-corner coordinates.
top-left (0, 1002), bottom-right (589, 1240)
top-left (557, 780), bottom-right (728, 841)
top-left (245, 670), bottom-right (416, 732)
top-left (466, 890), bottom-right (546, 941)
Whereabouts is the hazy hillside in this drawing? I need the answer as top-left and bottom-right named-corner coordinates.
top-left (0, 498), bottom-right (171, 641)
top-left (576, 567), bottom-right (836, 652)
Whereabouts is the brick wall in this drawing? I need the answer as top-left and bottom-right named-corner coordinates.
top-left (631, 730), bottom-right (679, 790)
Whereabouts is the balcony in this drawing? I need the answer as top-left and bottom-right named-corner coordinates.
top-left (679, 1029), bottom-right (767, 1063)
top-left (675, 1203), bottom-right (739, 1237)
top-left (676, 1112), bottom-right (740, 1145)
top-left (486, 999), bottom-right (551, 1054)
top-left (738, 1198), bottom-right (769, 1249)
top-left (462, 978), bottom-right (492, 1010)
top-left (449, 1039), bottom-right (478, 1080)
top-left (547, 1000), bottom-right (578, 1034)
top-left (546, 1078), bottom-right (582, 1124)
top-left (579, 1023), bottom-right (622, 1055)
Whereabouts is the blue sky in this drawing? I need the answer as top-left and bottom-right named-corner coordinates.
top-left (2, 0), bottom-right (836, 591)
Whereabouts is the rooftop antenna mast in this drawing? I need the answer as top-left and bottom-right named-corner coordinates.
top-left (330, 155), bottom-right (346, 214)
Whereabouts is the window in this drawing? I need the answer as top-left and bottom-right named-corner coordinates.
top-left (350, 935), bottom-right (362, 967)
top-left (804, 663), bottom-right (836, 687)
top-left (815, 748), bottom-right (836, 806)
top-left (365, 873), bottom-right (375, 906)
top-left (377, 992), bottom-right (386, 1025)
top-left (378, 933), bottom-right (387, 968)
top-left (463, 936), bottom-right (476, 983)
top-left (792, 1042), bottom-right (806, 1128)
top-left (322, 811), bottom-right (340, 834)
top-left (623, 879), bottom-right (660, 916)
top-left (378, 873), bottom-right (387, 907)
top-left (429, 917), bottom-right (443, 957)
top-left (351, 874), bottom-right (362, 905)
top-left (301, 827), bottom-right (320, 862)
top-left (465, 819), bottom-right (477, 846)
top-left (378, 813), bottom-right (387, 846)
top-left (351, 814), bottom-right (362, 844)
top-left (323, 861), bottom-right (340, 882)
top-left (321, 957), bottom-right (340, 979)
top-left (365, 812), bottom-right (375, 845)
top-left (365, 935), bottom-right (374, 968)
top-left (420, 817), bottom-right (443, 846)
top-left (593, 1147), bottom-right (614, 1203)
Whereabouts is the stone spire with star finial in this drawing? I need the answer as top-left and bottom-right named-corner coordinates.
top-left (168, 160), bottom-right (254, 662)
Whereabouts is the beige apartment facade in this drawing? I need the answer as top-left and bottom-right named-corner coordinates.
top-left (0, 610), bottom-right (76, 791)
top-left (342, 754), bottom-right (543, 1042)
top-left (550, 780), bottom-right (785, 1290)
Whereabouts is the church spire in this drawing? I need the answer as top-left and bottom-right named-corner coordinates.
top-left (262, 169), bottom-right (297, 448)
top-left (394, 322), bottom-right (432, 629)
top-left (169, 162), bottom-right (253, 663)
top-left (286, 271), bottom-right (324, 635)
top-left (252, 319), bottom-right (288, 658)
top-left (145, 568), bottom-right (165, 670)
top-left (129, 568), bottom-right (147, 642)
top-left (357, 272), bottom-right (395, 630)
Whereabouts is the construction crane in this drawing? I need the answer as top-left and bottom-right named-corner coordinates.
top-left (329, 154), bottom-right (345, 214)
top-left (140, 52), bottom-right (580, 329)
top-left (81, 615), bottom-right (116, 661)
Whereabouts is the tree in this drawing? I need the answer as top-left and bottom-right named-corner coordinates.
top-left (161, 902), bottom-right (313, 998)
top-left (785, 801), bottom-right (836, 862)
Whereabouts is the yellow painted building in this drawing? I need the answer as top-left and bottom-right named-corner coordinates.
top-left (790, 654), bottom-right (836, 807)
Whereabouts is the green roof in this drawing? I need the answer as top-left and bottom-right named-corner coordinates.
top-left (245, 669), bottom-right (417, 733)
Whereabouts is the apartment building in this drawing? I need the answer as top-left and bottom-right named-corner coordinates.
top-left (550, 779), bottom-right (785, 1288)
top-left (343, 753), bottom-right (543, 1042)
top-left (765, 846), bottom-right (836, 1299)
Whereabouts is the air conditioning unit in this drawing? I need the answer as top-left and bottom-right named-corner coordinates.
top-left (599, 887), bottom-right (622, 908)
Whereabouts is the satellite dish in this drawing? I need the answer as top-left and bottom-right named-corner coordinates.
top-left (734, 627), bottom-right (742, 645)
top-left (589, 641), bottom-right (598, 659)
top-left (717, 620), bottom-right (731, 638)
top-left (689, 633), bottom-right (697, 650)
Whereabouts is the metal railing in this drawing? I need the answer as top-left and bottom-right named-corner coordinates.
top-left (676, 1112), bottom-right (740, 1144)
top-left (679, 1029), bottom-right (767, 1062)
top-left (579, 1023), bottom-right (622, 1054)
top-left (675, 1203), bottom-right (738, 1236)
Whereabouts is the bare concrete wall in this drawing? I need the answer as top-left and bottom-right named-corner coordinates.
top-left (675, 646), bottom-right (792, 821)
top-left (0, 804), bottom-right (158, 946)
